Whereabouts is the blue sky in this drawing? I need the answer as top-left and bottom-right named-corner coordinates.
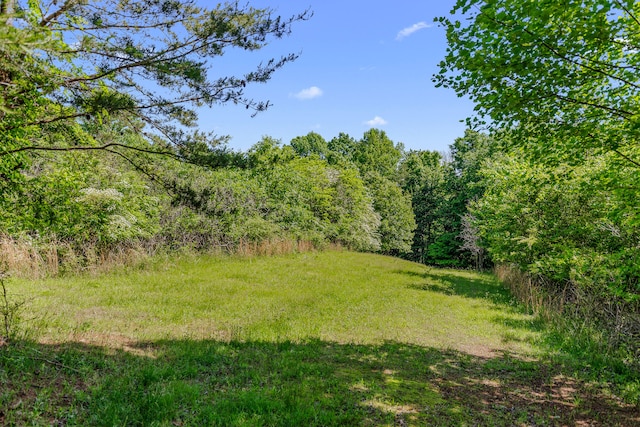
top-left (198, 0), bottom-right (473, 153)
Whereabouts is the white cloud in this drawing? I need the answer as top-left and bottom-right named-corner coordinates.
top-left (292, 86), bottom-right (323, 100)
top-left (365, 116), bottom-right (388, 126)
top-left (396, 22), bottom-right (431, 40)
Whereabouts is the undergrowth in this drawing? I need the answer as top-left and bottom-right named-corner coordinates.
top-left (495, 263), bottom-right (640, 405)
top-left (0, 234), bottom-right (322, 278)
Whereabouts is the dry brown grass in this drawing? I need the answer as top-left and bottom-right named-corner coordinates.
top-left (0, 235), bottom-right (157, 278)
top-left (494, 263), bottom-right (640, 353)
top-left (0, 236), bottom-right (57, 278)
top-left (494, 264), bottom-right (558, 320)
top-left (0, 234), bottom-right (325, 279)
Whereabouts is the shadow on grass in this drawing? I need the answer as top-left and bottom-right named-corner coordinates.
top-left (1, 338), bottom-right (637, 426)
top-left (400, 269), bottom-right (518, 308)
top-left (399, 268), bottom-right (640, 407)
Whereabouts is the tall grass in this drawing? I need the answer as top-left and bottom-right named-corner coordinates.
top-left (494, 263), bottom-right (640, 378)
top-left (494, 264), bottom-right (560, 319)
top-left (0, 234), bottom-right (324, 279)
top-left (0, 235), bottom-right (159, 278)
top-left (0, 254), bottom-right (640, 426)
top-left (3, 251), bottom-right (637, 425)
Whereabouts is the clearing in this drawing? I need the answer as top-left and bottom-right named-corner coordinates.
top-left (1, 251), bottom-right (637, 425)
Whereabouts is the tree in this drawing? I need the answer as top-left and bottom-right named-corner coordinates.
top-left (289, 132), bottom-right (328, 158)
top-left (346, 129), bottom-right (414, 254)
top-left (435, 0), bottom-right (640, 279)
top-left (365, 172), bottom-right (415, 254)
top-left (327, 132), bottom-right (357, 161)
top-left (435, 0), bottom-right (640, 166)
top-left (0, 1), bottom-right (309, 167)
top-left (460, 213), bottom-right (485, 271)
top-left (353, 129), bottom-right (403, 180)
top-left (398, 131), bottom-right (495, 267)
top-left (243, 136), bottom-right (383, 250)
top-left (437, 130), bottom-right (495, 267)
top-left (471, 151), bottom-right (640, 297)
top-left (399, 150), bottom-right (446, 263)
top-left (246, 136), bottom-right (295, 171)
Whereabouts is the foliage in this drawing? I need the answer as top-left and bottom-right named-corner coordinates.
top-left (254, 138), bottom-right (382, 250)
top-left (0, 135), bottom-right (170, 277)
top-left (436, 0), bottom-right (640, 261)
top-left (327, 132), bottom-right (358, 165)
top-left (399, 131), bottom-right (495, 267)
top-left (289, 131), bottom-right (328, 158)
top-left (254, 130), bottom-right (417, 255)
top-left (0, 0), bottom-right (310, 228)
top-left (471, 151), bottom-right (640, 353)
top-left (0, 149), bottom-right (162, 245)
top-left (364, 172), bottom-right (414, 254)
top-left (435, 0), bottom-right (640, 166)
top-left (0, 0), bottom-right (309, 150)
top-left (162, 136), bottom-right (382, 252)
top-left (400, 150), bottom-right (445, 263)
top-left (352, 128), bottom-right (403, 180)
top-left (437, 130), bottom-right (495, 267)
top-left (325, 129), bottom-right (416, 254)
top-left (0, 126), bottom-right (414, 263)
top-left (472, 152), bottom-right (640, 300)
top-left (437, 0), bottom-right (640, 355)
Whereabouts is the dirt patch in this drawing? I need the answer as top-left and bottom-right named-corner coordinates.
top-left (456, 343), bottom-right (499, 358)
top-left (43, 331), bottom-right (158, 358)
top-left (432, 356), bottom-right (639, 426)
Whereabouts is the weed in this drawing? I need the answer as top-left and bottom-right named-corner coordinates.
top-left (0, 271), bottom-right (27, 345)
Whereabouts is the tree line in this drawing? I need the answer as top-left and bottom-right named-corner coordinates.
top-left (0, 0), bottom-right (489, 269)
top-left (0, 118), bottom-right (491, 269)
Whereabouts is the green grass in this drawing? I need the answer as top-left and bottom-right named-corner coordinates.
top-left (20, 251), bottom-right (539, 352)
top-left (1, 250), bottom-right (637, 425)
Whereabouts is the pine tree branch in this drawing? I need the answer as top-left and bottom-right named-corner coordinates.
top-left (40, 0), bottom-right (79, 27)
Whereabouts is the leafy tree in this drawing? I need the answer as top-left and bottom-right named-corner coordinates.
top-left (450, 130), bottom-right (496, 186)
top-left (399, 131), bottom-right (495, 267)
top-left (436, 1), bottom-right (640, 279)
top-left (327, 132), bottom-right (358, 165)
top-left (353, 129), bottom-right (403, 180)
top-left (246, 136), bottom-right (296, 171)
top-left (289, 132), bottom-right (328, 158)
top-left (472, 151), bottom-right (640, 299)
top-left (340, 129), bottom-right (415, 254)
top-left (162, 164), bottom-right (275, 247)
top-left (330, 168), bottom-right (381, 251)
top-left (435, 0), bottom-right (640, 167)
top-left (399, 150), bottom-right (446, 263)
top-left (245, 136), bottom-right (381, 250)
top-left (438, 130), bottom-right (495, 267)
top-left (0, 148), bottom-right (164, 245)
top-left (365, 172), bottom-right (415, 254)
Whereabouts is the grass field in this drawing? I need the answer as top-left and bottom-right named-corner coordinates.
top-left (1, 251), bottom-right (638, 425)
